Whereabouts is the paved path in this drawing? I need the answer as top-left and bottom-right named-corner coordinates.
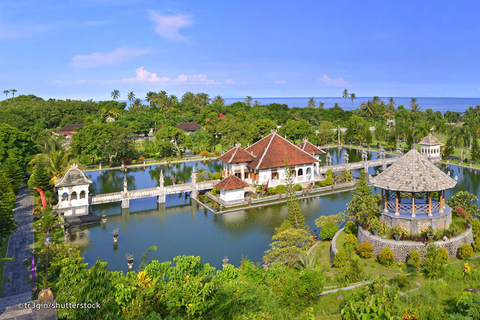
top-left (1, 186), bottom-right (34, 298)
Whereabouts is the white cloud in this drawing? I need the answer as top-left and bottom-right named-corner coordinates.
top-left (174, 74), bottom-right (215, 84)
top-left (55, 79), bottom-right (88, 84)
top-left (148, 10), bottom-right (194, 42)
top-left (225, 79), bottom-right (235, 84)
top-left (477, 88), bottom-right (480, 91)
top-left (122, 66), bottom-right (168, 83)
top-left (317, 74), bottom-right (348, 86)
top-left (72, 47), bottom-right (153, 68)
top-left (275, 80), bottom-right (285, 84)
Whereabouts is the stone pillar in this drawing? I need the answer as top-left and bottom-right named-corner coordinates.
top-left (191, 167), bottom-right (198, 199)
top-left (384, 190), bottom-right (389, 212)
top-left (121, 198), bottom-right (130, 208)
top-left (159, 170), bottom-right (164, 188)
top-left (439, 191), bottom-right (444, 212)
top-left (241, 165), bottom-right (245, 180)
top-left (123, 176), bottom-right (128, 193)
top-left (157, 194), bottom-right (166, 203)
top-left (395, 191), bottom-right (399, 216)
top-left (411, 193), bottom-right (415, 217)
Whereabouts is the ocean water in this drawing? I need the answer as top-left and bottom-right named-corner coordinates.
top-left (121, 97), bottom-right (480, 114)
top-left (223, 97), bottom-right (480, 114)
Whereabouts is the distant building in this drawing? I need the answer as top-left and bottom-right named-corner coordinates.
top-left (419, 133), bottom-right (441, 160)
top-left (386, 119), bottom-right (395, 128)
top-left (176, 122), bottom-right (202, 135)
top-left (297, 139), bottom-right (325, 175)
top-left (55, 163), bottom-right (92, 216)
top-left (218, 113), bottom-right (226, 119)
top-left (215, 175), bottom-right (250, 203)
top-left (218, 130), bottom-right (319, 188)
top-left (54, 124), bottom-right (84, 138)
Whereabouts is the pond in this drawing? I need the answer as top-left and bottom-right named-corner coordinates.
top-left (69, 148), bottom-right (480, 271)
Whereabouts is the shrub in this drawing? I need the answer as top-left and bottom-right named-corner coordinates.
top-left (334, 250), bottom-right (347, 268)
top-left (378, 247), bottom-right (395, 266)
top-left (211, 188), bottom-right (220, 196)
top-left (319, 181), bottom-right (326, 187)
top-left (319, 222), bottom-right (338, 240)
top-left (342, 255), bottom-right (365, 283)
top-left (325, 177), bottom-right (334, 186)
top-left (344, 221), bottom-right (356, 235)
top-left (274, 185), bottom-right (285, 194)
top-left (458, 243), bottom-right (473, 260)
top-left (200, 150), bottom-right (209, 157)
top-left (421, 245), bottom-right (444, 279)
top-left (408, 250), bottom-right (420, 268)
top-left (438, 247), bottom-right (449, 264)
top-left (344, 234), bottom-right (358, 252)
top-left (212, 172), bottom-right (222, 180)
top-left (473, 219), bottom-right (480, 239)
top-left (293, 184), bottom-right (302, 192)
top-left (267, 187), bottom-right (275, 195)
top-left (357, 242), bottom-right (373, 259)
top-left (474, 237), bottom-right (480, 253)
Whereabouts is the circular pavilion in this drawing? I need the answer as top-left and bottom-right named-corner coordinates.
top-left (369, 148), bottom-right (457, 234)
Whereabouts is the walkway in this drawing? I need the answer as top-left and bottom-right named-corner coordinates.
top-left (1, 186), bottom-right (33, 304)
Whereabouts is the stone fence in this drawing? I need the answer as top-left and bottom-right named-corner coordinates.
top-left (330, 227), bottom-right (345, 263)
top-left (357, 226), bottom-right (474, 262)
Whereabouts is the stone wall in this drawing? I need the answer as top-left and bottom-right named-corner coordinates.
top-left (330, 227), bottom-right (344, 263)
top-left (357, 226), bottom-right (474, 262)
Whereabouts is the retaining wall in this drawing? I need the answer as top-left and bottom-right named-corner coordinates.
top-left (357, 226), bottom-right (474, 262)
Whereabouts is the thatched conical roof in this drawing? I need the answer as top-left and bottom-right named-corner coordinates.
top-left (370, 149), bottom-right (456, 192)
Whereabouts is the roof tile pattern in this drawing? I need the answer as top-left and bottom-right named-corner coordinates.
top-left (176, 122), bottom-right (201, 131)
top-left (297, 140), bottom-right (326, 155)
top-left (419, 133), bottom-right (441, 146)
top-left (215, 175), bottom-right (250, 191)
top-left (370, 149), bottom-right (456, 192)
top-left (217, 146), bottom-right (256, 163)
top-left (58, 124), bottom-right (84, 133)
top-left (55, 165), bottom-right (93, 187)
top-left (246, 133), bottom-right (318, 170)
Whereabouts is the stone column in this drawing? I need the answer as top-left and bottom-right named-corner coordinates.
top-left (439, 191), bottom-right (444, 212)
top-left (384, 190), bottom-right (389, 212)
top-left (411, 193), bottom-right (415, 217)
top-left (121, 198), bottom-right (129, 208)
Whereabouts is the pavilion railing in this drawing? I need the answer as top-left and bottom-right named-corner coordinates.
top-left (386, 201), bottom-right (441, 215)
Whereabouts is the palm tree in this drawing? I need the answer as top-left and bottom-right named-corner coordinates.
top-left (388, 97), bottom-right (395, 108)
top-left (307, 97), bottom-right (316, 108)
top-left (127, 91), bottom-right (135, 103)
top-left (10, 89), bottom-right (17, 97)
top-left (318, 102), bottom-right (325, 109)
top-left (342, 89), bottom-right (349, 109)
top-left (146, 91), bottom-right (155, 106)
top-left (29, 139), bottom-right (72, 185)
top-left (111, 90), bottom-right (120, 100)
top-left (410, 97), bottom-right (420, 113)
top-left (350, 93), bottom-right (356, 109)
top-left (3, 90), bottom-right (9, 99)
top-left (133, 98), bottom-right (142, 108)
top-left (212, 95), bottom-right (225, 106)
top-left (245, 96), bottom-right (252, 107)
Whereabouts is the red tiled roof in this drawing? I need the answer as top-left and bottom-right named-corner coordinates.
top-left (297, 140), bottom-right (326, 155)
top-left (218, 113), bottom-right (226, 118)
top-left (58, 124), bottom-right (84, 133)
top-left (218, 146), bottom-right (256, 163)
top-left (246, 133), bottom-right (318, 170)
top-left (215, 175), bottom-right (250, 191)
top-left (176, 122), bottom-right (202, 131)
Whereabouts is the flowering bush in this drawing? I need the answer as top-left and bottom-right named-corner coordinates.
top-left (378, 247), bottom-right (395, 266)
top-left (200, 150), bottom-right (209, 157)
top-left (474, 237), bottom-right (480, 253)
top-left (454, 207), bottom-right (468, 219)
top-left (344, 221), bottom-right (356, 235)
top-left (458, 243), bottom-right (473, 260)
top-left (391, 225), bottom-right (405, 237)
top-left (424, 226), bottom-right (435, 237)
top-left (357, 242), bottom-right (373, 259)
top-left (472, 219), bottom-right (480, 238)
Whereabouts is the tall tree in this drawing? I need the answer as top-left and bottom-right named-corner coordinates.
top-left (29, 139), bottom-right (72, 185)
top-left (318, 101), bottom-right (325, 109)
top-left (212, 95), bottom-right (225, 107)
top-left (3, 90), bottom-right (9, 99)
top-left (111, 90), bottom-right (120, 100)
top-left (410, 97), bottom-right (420, 113)
top-left (388, 97), bottom-right (395, 108)
top-left (127, 91), bottom-right (135, 103)
top-left (350, 93), bottom-right (356, 109)
top-left (28, 161), bottom-right (53, 193)
top-left (284, 160), bottom-right (306, 229)
top-left (471, 128), bottom-right (480, 163)
top-left (307, 97), bottom-right (316, 108)
top-left (342, 89), bottom-right (349, 109)
top-left (0, 206), bottom-right (17, 246)
top-left (10, 89), bottom-right (17, 97)
top-left (244, 96), bottom-right (252, 107)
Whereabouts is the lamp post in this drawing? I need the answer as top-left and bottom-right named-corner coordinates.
top-left (44, 231), bottom-right (51, 288)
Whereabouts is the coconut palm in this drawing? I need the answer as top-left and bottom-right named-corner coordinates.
top-left (318, 102), bottom-right (325, 109)
top-left (3, 90), bottom-right (9, 99)
top-left (212, 95), bottom-right (225, 106)
top-left (111, 90), bottom-right (120, 100)
top-left (350, 93), bottom-right (356, 109)
top-left (245, 96), bottom-right (252, 107)
top-left (127, 91), bottom-right (135, 103)
top-left (29, 139), bottom-right (72, 185)
top-left (342, 89), bottom-right (349, 109)
top-left (410, 97), bottom-right (420, 113)
top-left (307, 97), bottom-right (316, 108)
top-left (10, 89), bottom-right (17, 97)
top-left (133, 98), bottom-right (142, 108)
top-left (388, 97), bottom-right (395, 108)
top-left (146, 91), bottom-right (155, 106)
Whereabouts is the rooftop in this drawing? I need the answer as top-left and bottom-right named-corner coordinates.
top-left (55, 164), bottom-right (93, 187)
top-left (370, 148), bottom-right (456, 192)
top-left (218, 145), bottom-right (256, 163)
top-left (419, 133), bottom-right (441, 146)
top-left (297, 139), bottom-right (326, 155)
top-left (58, 124), bottom-right (84, 133)
top-left (176, 122), bottom-right (202, 131)
top-left (215, 174), bottom-right (250, 191)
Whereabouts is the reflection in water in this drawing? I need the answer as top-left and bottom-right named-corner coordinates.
top-left (76, 153), bottom-right (480, 271)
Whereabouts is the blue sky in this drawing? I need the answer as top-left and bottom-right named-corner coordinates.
top-left (1, 0), bottom-right (480, 101)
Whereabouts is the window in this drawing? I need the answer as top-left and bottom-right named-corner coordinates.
top-left (244, 172), bottom-right (249, 179)
top-left (298, 168), bottom-right (304, 176)
top-left (80, 190), bottom-right (86, 199)
top-left (62, 192), bottom-right (68, 201)
top-left (271, 170), bottom-right (279, 180)
top-left (306, 167), bottom-right (311, 175)
top-left (290, 169), bottom-right (296, 177)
